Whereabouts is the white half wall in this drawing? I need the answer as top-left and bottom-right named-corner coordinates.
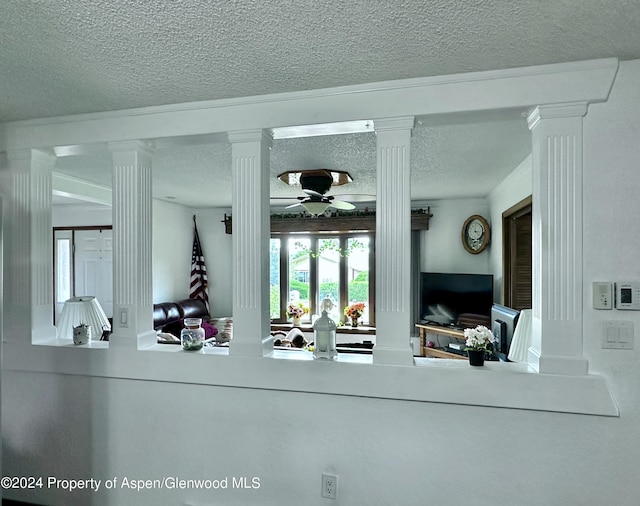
top-left (6, 59), bottom-right (640, 506)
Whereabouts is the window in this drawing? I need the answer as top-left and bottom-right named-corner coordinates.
top-left (271, 233), bottom-right (374, 325)
top-left (54, 231), bottom-right (73, 323)
top-left (288, 237), bottom-right (311, 316)
top-left (269, 239), bottom-right (281, 320)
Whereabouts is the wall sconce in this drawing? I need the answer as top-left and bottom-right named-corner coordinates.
top-left (57, 296), bottom-right (111, 342)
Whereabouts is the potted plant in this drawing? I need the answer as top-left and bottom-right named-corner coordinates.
top-left (344, 302), bottom-right (365, 327)
top-left (463, 325), bottom-right (496, 366)
top-left (287, 302), bottom-right (309, 326)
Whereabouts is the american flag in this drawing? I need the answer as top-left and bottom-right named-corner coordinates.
top-left (190, 218), bottom-right (209, 309)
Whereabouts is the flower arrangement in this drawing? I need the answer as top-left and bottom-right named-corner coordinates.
top-left (344, 302), bottom-right (365, 320)
top-left (463, 325), bottom-right (497, 351)
top-left (287, 302), bottom-right (309, 319)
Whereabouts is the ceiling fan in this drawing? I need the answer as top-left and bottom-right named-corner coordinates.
top-left (274, 169), bottom-right (358, 216)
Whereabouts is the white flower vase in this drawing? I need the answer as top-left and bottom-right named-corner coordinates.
top-left (292, 316), bottom-right (301, 327)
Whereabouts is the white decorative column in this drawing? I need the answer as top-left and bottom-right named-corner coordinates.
top-left (527, 102), bottom-right (588, 375)
top-left (228, 130), bottom-right (273, 357)
top-left (4, 149), bottom-right (56, 343)
top-left (373, 117), bottom-right (415, 366)
top-left (108, 140), bottom-right (156, 348)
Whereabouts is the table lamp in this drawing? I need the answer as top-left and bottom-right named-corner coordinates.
top-left (507, 309), bottom-right (532, 363)
top-left (57, 296), bottom-right (111, 341)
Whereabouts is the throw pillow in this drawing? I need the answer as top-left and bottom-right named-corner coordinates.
top-left (201, 321), bottom-right (218, 339)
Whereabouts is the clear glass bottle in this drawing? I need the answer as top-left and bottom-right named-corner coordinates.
top-left (181, 318), bottom-right (205, 351)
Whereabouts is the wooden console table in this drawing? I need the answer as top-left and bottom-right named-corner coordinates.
top-left (415, 323), bottom-right (467, 360)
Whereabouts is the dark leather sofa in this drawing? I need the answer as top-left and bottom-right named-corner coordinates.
top-left (153, 298), bottom-right (211, 337)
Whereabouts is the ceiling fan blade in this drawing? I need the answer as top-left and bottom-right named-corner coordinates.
top-left (285, 202), bottom-right (303, 209)
top-left (329, 200), bottom-right (356, 210)
top-left (303, 188), bottom-right (324, 198)
top-left (331, 193), bottom-right (376, 203)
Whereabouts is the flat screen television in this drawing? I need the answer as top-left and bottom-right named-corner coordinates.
top-left (419, 272), bottom-right (494, 327)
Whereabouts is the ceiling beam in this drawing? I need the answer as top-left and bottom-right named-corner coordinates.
top-left (2, 59), bottom-right (618, 151)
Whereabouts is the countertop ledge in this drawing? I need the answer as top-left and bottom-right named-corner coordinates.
top-left (4, 338), bottom-right (619, 418)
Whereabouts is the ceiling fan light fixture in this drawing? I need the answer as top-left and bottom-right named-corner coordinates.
top-left (301, 201), bottom-right (331, 216)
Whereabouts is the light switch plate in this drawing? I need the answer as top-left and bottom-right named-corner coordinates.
top-left (602, 321), bottom-right (634, 349)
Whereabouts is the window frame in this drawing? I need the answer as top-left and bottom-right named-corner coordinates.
top-left (271, 232), bottom-right (375, 326)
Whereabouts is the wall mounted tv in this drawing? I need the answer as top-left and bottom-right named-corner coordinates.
top-left (419, 272), bottom-right (494, 326)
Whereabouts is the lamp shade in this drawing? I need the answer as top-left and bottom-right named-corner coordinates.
top-left (507, 309), bottom-right (532, 363)
top-left (57, 296), bottom-right (111, 340)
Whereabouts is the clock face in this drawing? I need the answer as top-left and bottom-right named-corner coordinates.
top-left (462, 215), bottom-right (490, 254)
top-left (468, 220), bottom-right (484, 240)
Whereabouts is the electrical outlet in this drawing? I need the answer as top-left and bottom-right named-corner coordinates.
top-left (321, 473), bottom-right (338, 500)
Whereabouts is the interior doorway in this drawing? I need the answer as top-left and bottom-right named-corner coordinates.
top-left (54, 226), bottom-right (113, 323)
top-left (502, 196), bottom-right (532, 310)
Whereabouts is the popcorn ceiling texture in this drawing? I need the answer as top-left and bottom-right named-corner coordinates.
top-left (53, 118), bottom-right (531, 206)
top-left (5, 0), bottom-right (636, 206)
top-left (2, 0), bottom-right (640, 122)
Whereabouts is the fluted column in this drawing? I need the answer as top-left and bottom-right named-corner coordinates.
top-left (108, 140), bottom-right (156, 348)
top-left (527, 103), bottom-right (588, 375)
top-left (373, 117), bottom-right (415, 366)
top-left (4, 149), bottom-right (56, 343)
top-left (228, 130), bottom-right (273, 357)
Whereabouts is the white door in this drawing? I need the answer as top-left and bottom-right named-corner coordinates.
top-left (74, 229), bottom-right (113, 319)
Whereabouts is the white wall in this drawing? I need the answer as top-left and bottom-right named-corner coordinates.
top-left (583, 59), bottom-right (640, 411)
top-left (52, 204), bottom-right (112, 228)
top-left (152, 205), bottom-right (234, 315)
top-left (192, 207), bottom-right (233, 317)
top-left (419, 198), bottom-right (491, 275)
top-left (151, 200), bottom-right (193, 303)
top-left (4, 60), bottom-right (640, 506)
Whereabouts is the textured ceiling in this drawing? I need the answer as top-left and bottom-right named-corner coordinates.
top-left (53, 113), bottom-right (531, 206)
top-left (3, 0), bottom-right (640, 122)
top-left (4, 0), bottom-right (640, 207)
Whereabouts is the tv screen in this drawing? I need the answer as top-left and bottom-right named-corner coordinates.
top-left (420, 272), bottom-right (494, 326)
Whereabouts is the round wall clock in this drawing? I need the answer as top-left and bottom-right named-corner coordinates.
top-left (461, 215), bottom-right (490, 254)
